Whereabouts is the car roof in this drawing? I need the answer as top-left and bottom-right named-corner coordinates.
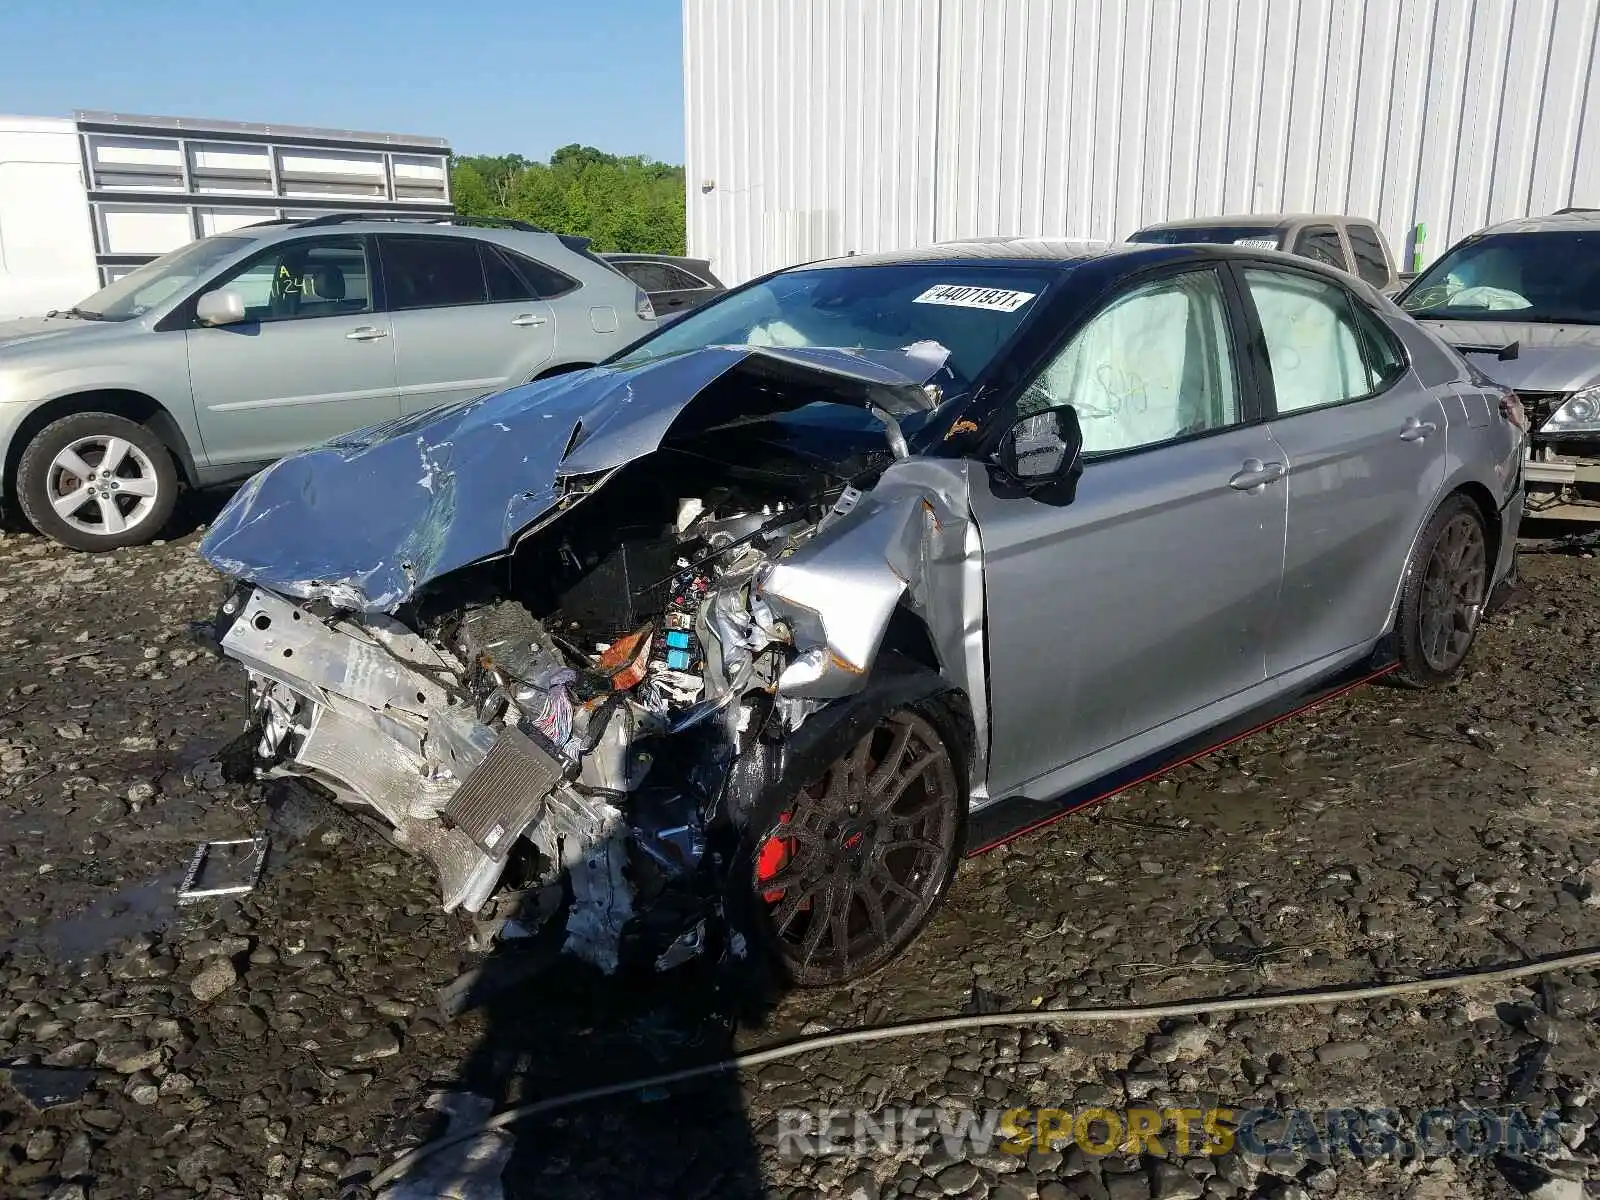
top-left (790, 238), bottom-right (1364, 275)
top-left (200, 218), bottom-right (635, 284)
top-left (1135, 212), bottom-right (1371, 232)
top-left (1471, 209), bottom-right (1600, 236)
top-left (603, 252), bottom-right (710, 266)
top-left (940, 235), bottom-right (1115, 248)
top-left (796, 238), bottom-right (1138, 270)
top-left (222, 217), bottom-right (569, 251)
top-left (785, 240), bottom-right (1388, 307)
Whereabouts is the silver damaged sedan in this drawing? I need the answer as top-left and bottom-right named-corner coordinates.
top-left (198, 241), bottom-right (1525, 985)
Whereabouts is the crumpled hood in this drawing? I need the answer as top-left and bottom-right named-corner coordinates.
top-left (198, 344), bottom-right (949, 613)
top-left (1422, 320), bottom-right (1600, 392)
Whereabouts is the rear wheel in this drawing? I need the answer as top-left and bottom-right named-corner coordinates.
top-left (743, 699), bottom-right (965, 986)
top-left (1393, 493), bottom-right (1489, 687)
top-left (16, 412), bottom-right (178, 551)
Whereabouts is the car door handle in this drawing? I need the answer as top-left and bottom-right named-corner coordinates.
top-left (1400, 417), bottom-right (1438, 442)
top-left (345, 326), bottom-right (388, 341)
top-left (511, 313), bottom-right (548, 327)
top-left (1228, 459), bottom-right (1286, 491)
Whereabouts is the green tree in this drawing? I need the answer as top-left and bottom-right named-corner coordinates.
top-left (449, 162), bottom-right (497, 217)
top-left (449, 145), bottom-right (686, 255)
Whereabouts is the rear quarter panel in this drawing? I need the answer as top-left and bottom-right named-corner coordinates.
top-left (1383, 316), bottom-right (1524, 622)
top-left (549, 276), bottom-right (654, 369)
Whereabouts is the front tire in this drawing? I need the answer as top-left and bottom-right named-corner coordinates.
top-left (16, 413), bottom-right (178, 551)
top-left (738, 680), bottom-right (967, 987)
top-left (1393, 493), bottom-right (1489, 687)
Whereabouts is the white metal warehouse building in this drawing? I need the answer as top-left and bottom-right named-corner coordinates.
top-left (683, 0), bottom-right (1600, 283)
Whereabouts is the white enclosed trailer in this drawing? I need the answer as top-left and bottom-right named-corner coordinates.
top-left (684, 0), bottom-right (1600, 284)
top-left (0, 110), bottom-right (452, 320)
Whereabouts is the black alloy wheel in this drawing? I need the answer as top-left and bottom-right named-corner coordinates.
top-left (751, 708), bottom-right (963, 986)
top-left (1394, 493), bottom-right (1490, 686)
top-left (1419, 510), bottom-right (1488, 671)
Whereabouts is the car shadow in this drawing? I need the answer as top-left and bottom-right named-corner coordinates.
top-left (0, 482), bottom-right (238, 545)
top-left (165, 484), bottom-right (239, 541)
top-left (375, 872), bottom-right (784, 1199)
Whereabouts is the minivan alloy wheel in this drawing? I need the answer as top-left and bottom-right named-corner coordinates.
top-left (753, 709), bottom-right (962, 985)
top-left (46, 435), bottom-right (162, 536)
top-left (1418, 511), bottom-right (1486, 672)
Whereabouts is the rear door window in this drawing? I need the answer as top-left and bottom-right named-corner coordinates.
top-left (1243, 268), bottom-right (1384, 413)
top-left (655, 263), bottom-right (715, 290)
top-left (1346, 225), bottom-right (1392, 287)
top-left (614, 261), bottom-right (676, 292)
top-left (504, 252), bottom-right (580, 300)
top-left (481, 245), bottom-right (535, 302)
top-left (615, 261), bottom-right (715, 293)
top-left (1292, 225), bottom-right (1349, 271)
top-left (379, 236), bottom-right (488, 310)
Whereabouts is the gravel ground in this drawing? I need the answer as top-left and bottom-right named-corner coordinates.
top-left (1, 515), bottom-right (1598, 1200)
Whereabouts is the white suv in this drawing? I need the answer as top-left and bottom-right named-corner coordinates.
top-left (0, 214), bottom-right (655, 550)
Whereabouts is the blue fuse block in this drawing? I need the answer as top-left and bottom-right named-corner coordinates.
top-left (666, 648), bottom-right (693, 670)
top-left (665, 631), bottom-right (694, 650)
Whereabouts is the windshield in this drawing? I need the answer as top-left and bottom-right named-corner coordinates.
top-left (1129, 225), bottom-right (1283, 249)
top-left (73, 236), bottom-right (253, 321)
top-left (614, 264), bottom-right (1057, 388)
top-left (1400, 231), bottom-right (1600, 324)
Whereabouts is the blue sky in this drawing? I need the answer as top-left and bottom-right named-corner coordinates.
top-left (0, 0), bottom-right (686, 162)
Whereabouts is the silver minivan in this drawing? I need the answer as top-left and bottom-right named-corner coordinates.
top-left (0, 214), bottom-right (655, 549)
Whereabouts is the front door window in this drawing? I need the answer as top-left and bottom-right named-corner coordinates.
top-left (212, 237), bottom-right (372, 322)
top-left (1021, 269), bottom-right (1241, 454)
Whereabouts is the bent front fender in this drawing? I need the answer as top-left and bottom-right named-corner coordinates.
top-left (759, 460), bottom-right (973, 701)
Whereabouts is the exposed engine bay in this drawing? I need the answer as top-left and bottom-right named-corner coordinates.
top-left (203, 352), bottom-right (988, 975)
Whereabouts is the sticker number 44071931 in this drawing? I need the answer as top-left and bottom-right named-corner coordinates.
top-left (912, 284), bottom-right (1037, 313)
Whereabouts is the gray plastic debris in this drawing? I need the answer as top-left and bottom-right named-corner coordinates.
top-left (377, 1091), bottom-right (510, 1200)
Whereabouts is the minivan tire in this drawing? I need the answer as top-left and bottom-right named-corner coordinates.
top-left (1392, 493), bottom-right (1490, 687)
top-left (16, 412), bottom-right (179, 551)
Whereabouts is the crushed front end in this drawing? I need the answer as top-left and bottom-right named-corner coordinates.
top-left (196, 344), bottom-right (982, 976)
top-left (208, 495), bottom-right (822, 974)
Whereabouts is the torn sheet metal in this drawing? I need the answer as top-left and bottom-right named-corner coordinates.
top-left (198, 345), bottom-right (949, 615)
top-left (757, 457), bottom-right (979, 693)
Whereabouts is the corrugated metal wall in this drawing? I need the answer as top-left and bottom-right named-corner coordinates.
top-left (684, 0), bottom-right (1600, 283)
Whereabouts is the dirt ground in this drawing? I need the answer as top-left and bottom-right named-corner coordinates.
top-left (1, 513), bottom-right (1598, 1200)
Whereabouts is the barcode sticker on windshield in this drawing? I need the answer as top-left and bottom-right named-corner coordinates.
top-left (913, 284), bottom-right (1037, 312)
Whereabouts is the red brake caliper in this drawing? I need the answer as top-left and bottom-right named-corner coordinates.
top-left (756, 811), bottom-right (794, 904)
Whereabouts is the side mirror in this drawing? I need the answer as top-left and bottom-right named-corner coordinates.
top-left (196, 289), bottom-right (247, 327)
top-left (997, 405), bottom-right (1085, 499)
